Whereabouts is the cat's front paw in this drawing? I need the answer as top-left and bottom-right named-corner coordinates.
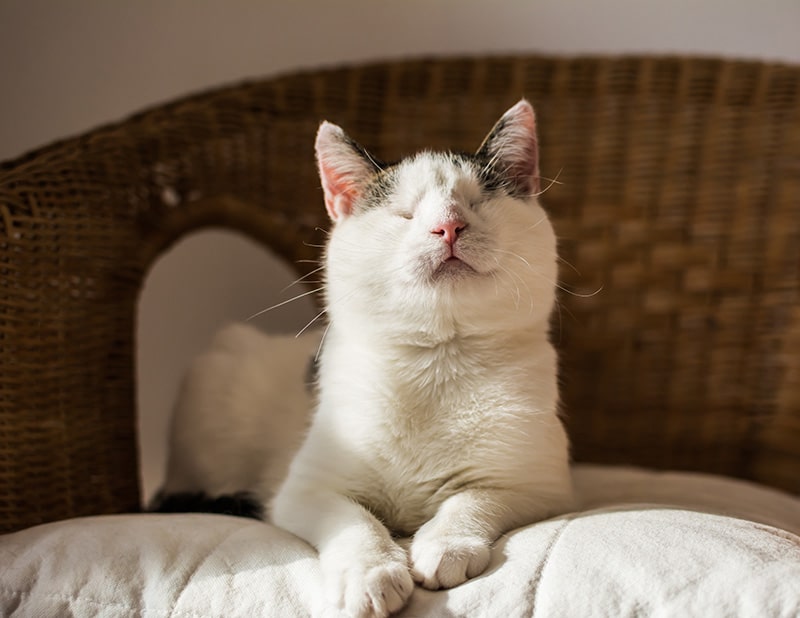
top-left (324, 554), bottom-right (413, 618)
top-left (410, 534), bottom-right (491, 590)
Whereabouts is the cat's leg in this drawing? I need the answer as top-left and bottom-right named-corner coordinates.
top-left (410, 489), bottom-right (532, 590)
top-left (271, 486), bottom-right (413, 618)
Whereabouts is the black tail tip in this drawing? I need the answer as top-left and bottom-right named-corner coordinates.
top-left (150, 490), bottom-right (264, 520)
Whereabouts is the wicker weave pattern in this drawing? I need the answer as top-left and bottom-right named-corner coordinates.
top-left (1, 56), bottom-right (798, 532)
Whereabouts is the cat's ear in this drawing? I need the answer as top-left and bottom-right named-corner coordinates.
top-left (316, 121), bottom-right (379, 221)
top-left (476, 99), bottom-right (540, 198)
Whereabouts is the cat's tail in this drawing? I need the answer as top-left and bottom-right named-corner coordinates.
top-left (148, 490), bottom-right (264, 520)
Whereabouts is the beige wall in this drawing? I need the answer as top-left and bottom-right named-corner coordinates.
top-left (3, 1), bottom-right (799, 161)
top-left (2, 1), bottom-right (798, 501)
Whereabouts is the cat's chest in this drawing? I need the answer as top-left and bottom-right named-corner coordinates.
top-left (345, 345), bottom-right (519, 532)
top-left (379, 344), bottom-right (497, 429)
top-left (360, 414), bottom-right (490, 535)
top-left (321, 336), bottom-right (555, 532)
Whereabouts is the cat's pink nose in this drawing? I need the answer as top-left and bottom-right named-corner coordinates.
top-left (431, 219), bottom-right (467, 246)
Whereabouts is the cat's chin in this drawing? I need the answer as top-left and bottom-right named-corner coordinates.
top-left (430, 257), bottom-right (479, 282)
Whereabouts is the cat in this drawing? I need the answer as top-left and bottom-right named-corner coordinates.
top-left (156, 99), bottom-right (574, 618)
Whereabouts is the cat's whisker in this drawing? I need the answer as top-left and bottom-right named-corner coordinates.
top-left (482, 151), bottom-right (504, 179)
top-left (505, 251), bottom-right (601, 299)
top-left (491, 247), bottom-right (595, 307)
top-left (552, 280), bottom-right (604, 298)
top-left (512, 269), bottom-right (535, 316)
top-left (523, 215), bottom-right (551, 233)
top-left (503, 242), bottom-right (580, 277)
top-left (530, 168), bottom-right (564, 198)
top-left (492, 251), bottom-right (528, 293)
top-left (283, 280), bottom-right (323, 288)
top-left (492, 248), bottom-right (533, 271)
top-left (554, 296), bottom-right (577, 323)
top-left (281, 265), bottom-right (326, 293)
top-left (555, 254), bottom-right (581, 276)
top-left (315, 227), bottom-right (332, 237)
top-left (361, 147), bottom-right (384, 172)
top-left (500, 268), bottom-right (522, 310)
top-left (314, 321), bottom-right (332, 363)
top-left (295, 307), bottom-right (328, 338)
top-left (536, 173), bottom-right (564, 186)
top-left (493, 247), bottom-right (584, 294)
top-left (492, 256), bottom-right (531, 312)
top-left (246, 287), bottom-right (325, 321)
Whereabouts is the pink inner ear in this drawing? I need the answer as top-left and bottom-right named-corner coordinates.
top-left (319, 161), bottom-right (360, 221)
top-left (514, 102), bottom-right (536, 132)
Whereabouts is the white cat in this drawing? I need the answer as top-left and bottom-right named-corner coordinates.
top-left (159, 99), bottom-right (574, 618)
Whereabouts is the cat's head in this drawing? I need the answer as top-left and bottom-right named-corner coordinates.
top-left (316, 100), bottom-right (558, 342)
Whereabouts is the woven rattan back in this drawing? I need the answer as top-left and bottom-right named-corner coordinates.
top-left (1, 55), bottom-right (798, 532)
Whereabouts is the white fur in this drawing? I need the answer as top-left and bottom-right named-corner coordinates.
top-left (271, 101), bottom-right (574, 617)
top-left (164, 100), bottom-right (574, 618)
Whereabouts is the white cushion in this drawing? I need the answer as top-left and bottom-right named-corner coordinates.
top-left (2, 466), bottom-right (798, 617)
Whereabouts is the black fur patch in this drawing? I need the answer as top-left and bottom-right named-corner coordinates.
top-left (150, 490), bottom-right (264, 520)
top-left (473, 151), bottom-right (510, 195)
top-left (358, 164), bottom-right (400, 213)
top-left (355, 150), bottom-right (509, 216)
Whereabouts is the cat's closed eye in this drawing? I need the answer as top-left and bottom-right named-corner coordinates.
top-left (457, 183), bottom-right (484, 211)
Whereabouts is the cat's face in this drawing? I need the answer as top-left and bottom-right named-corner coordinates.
top-left (317, 100), bottom-right (558, 341)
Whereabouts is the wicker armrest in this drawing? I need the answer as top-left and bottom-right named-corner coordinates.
top-left (0, 76), bottom-right (331, 532)
top-left (2, 55), bottom-right (798, 533)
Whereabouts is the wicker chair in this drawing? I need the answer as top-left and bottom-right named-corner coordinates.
top-left (1, 55), bottom-right (798, 536)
